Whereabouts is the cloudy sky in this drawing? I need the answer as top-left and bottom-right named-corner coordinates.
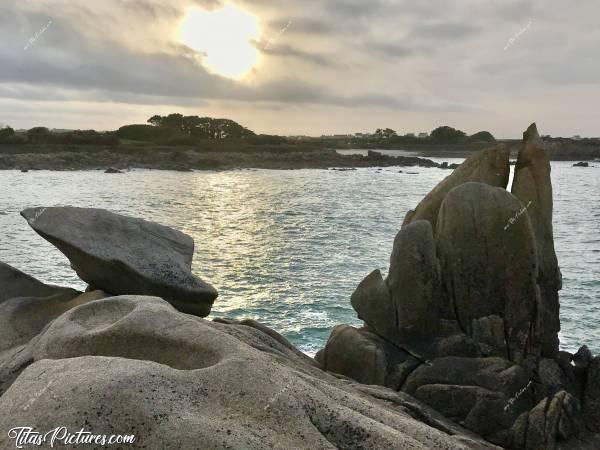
top-left (1, 0), bottom-right (599, 137)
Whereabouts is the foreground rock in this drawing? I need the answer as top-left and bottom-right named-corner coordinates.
top-left (20, 207), bottom-right (218, 316)
top-left (318, 124), bottom-right (600, 449)
top-left (0, 296), bottom-right (498, 450)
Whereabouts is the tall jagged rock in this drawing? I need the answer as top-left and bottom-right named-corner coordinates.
top-left (436, 182), bottom-right (541, 364)
top-left (403, 145), bottom-right (510, 229)
top-left (317, 132), bottom-right (590, 448)
top-left (511, 123), bottom-right (562, 357)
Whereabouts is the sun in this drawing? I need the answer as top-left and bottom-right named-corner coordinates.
top-left (179, 4), bottom-right (260, 79)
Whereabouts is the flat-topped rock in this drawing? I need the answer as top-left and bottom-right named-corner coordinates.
top-left (20, 207), bottom-right (218, 316)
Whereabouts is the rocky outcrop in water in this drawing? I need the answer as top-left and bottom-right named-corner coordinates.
top-left (21, 206), bottom-right (218, 316)
top-left (511, 124), bottom-right (562, 358)
top-left (318, 125), bottom-right (600, 449)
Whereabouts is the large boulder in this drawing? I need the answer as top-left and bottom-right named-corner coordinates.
top-left (316, 324), bottom-right (401, 387)
top-left (403, 357), bottom-right (533, 441)
top-left (20, 207), bottom-right (218, 317)
top-left (0, 296), bottom-right (498, 450)
top-left (403, 145), bottom-right (510, 229)
top-left (436, 182), bottom-right (541, 364)
top-left (386, 220), bottom-right (441, 344)
top-left (511, 391), bottom-right (581, 450)
top-left (350, 269), bottom-right (396, 343)
top-left (511, 123), bottom-right (562, 357)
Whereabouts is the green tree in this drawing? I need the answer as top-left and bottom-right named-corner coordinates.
top-left (26, 127), bottom-right (52, 144)
top-left (468, 131), bottom-right (496, 143)
top-left (375, 128), bottom-right (397, 139)
top-left (430, 126), bottom-right (466, 144)
top-left (0, 126), bottom-right (15, 142)
top-left (147, 114), bottom-right (255, 139)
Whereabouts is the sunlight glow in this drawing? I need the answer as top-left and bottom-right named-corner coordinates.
top-left (179, 4), bottom-right (260, 79)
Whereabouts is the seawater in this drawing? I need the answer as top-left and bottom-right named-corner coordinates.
top-left (0, 158), bottom-right (598, 356)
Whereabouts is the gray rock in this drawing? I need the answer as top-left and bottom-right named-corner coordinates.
top-left (511, 391), bottom-right (580, 450)
top-left (403, 145), bottom-right (510, 230)
top-left (386, 220), bottom-right (441, 344)
top-left (573, 345), bottom-right (593, 369)
top-left (511, 123), bottom-right (562, 357)
top-left (436, 182), bottom-right (541, 363)
top-left (317, 325), bottom-right (393, 386)
top-left (0, 261), bottom-right (78, 304)
top-left (20, 206), bottom-right (218, 316)
top-left (583, 357), bottom-right (600, 431)
top-left (0, 290), bottom-right (106, 353)
top-left (403, 357), bottom-right (532, 443)
top-left (350, 269), bottom-right (396, 343)
top-left (0, 296), bottom-right (495, 450)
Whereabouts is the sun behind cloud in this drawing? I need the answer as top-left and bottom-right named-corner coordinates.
top-left (178, 4), bottom-right (260, 79)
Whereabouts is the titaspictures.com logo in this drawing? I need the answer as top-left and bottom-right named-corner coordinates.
top-left (7, 427), bottom-right (135, 448)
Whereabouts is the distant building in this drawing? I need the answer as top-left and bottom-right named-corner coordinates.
top-left (405, 133), bottom-right (415, 138)
top-left (418, 132), bottom-right (429, 138)
top-left (51, 128), bottom-right (75, 134)
top-left (572, 135), bottom-right (582, 141)
top-left (321, 134), bottom-right (353, 140)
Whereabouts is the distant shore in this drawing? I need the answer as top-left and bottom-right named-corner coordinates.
top-left (0, 145), bottom-right (452, 171)
top-left (0, 140), bottom-right (597, 171)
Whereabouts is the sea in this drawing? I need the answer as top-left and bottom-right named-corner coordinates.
top-left (1, 151), bottom-right (598, 356)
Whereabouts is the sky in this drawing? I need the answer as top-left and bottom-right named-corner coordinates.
top-left (1, 0), bottom-right (599, 138)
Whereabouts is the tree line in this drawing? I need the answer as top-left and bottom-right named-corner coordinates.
top-left (0, 119), bottom-right (495, 146)
top-left (371, 126), bottom-right (496, 144)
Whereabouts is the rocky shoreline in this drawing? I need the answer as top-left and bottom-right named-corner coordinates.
top-left (0, 147), bottom-right (457, 171)
top-left (1, 123), bottom-right (598, 449)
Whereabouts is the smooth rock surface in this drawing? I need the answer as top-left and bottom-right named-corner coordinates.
top-left (0, 296), bottom-right (497, 450)
top-left (20, 206), bottom-right (218, 316)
